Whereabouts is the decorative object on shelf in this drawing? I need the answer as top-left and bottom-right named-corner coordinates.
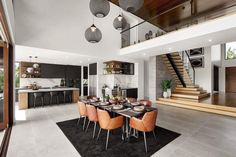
top-left (148, 30), bottom-right (153, 39)
top-left (33, 56), bottom-right (39, 69)
top-left (118, 0), bottom-right (144, 13)
top-left (89, 0), bottom-right (110, 18)
top-left (113, 14), bottom-right (127, 30)
top-left (189, 48), bottom-right (204, 56)
top-left (85, 24), bottom-right (102, 43)
top-left (162, 80), bottom-right (172, 98)
top-left (145, 33), bottom-right (149, 40)
top-left (26, 56), bottom-right (33, 74)
top-left (190, 57), bottom-right (204, 68)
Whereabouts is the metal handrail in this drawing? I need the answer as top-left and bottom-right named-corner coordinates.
top-left (184, 50), bottom-right (195, 84)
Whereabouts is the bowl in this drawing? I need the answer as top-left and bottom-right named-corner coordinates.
top-left (133, 106), bottom-right (145, 112)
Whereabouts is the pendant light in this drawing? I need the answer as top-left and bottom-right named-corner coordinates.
top-left (27, 56), bottom-right (34, 74)
top-left (118, 0), bottom-right (144, 13)
top-left (89, 0), bottom-right (110, 18)
top-left (85, 23), bottom-right (102, 43)
top-left (113, 14), bottom-right (127, 30)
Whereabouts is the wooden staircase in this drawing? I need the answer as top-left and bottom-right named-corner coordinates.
top-left (162, 52), bottom-right (210, 100)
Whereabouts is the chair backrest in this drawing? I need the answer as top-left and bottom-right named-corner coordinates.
top-left (87, 95), bottom-right (97, 100)
top-left (139, 100), bottom-right (152, 107)
top-left (77, 101), bottom-right (87, 116)
top-left (127, 97), bottom-right (137, 103)
top-left (142, 110), bottom-right (157, 132)
top-left (86, 104), bottom-right (98, 122)
top-left (97, 108), bottom-right (111, 129)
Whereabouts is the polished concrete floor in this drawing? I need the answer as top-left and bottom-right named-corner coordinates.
top-left (7, 103), bottom-right (236, 157)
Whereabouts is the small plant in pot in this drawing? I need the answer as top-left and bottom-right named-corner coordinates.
top-left (162, 80), bottom-right (172, 98)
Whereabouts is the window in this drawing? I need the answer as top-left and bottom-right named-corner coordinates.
top-left (225, 42), bottom-right (236, 60)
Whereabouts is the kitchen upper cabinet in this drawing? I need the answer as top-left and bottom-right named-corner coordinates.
top-left (66, 65), bottom-right (81, 79)
top-left (89, 63), bottom-right (97, 75)
top-left (41, 64), bottom-right (66, 78)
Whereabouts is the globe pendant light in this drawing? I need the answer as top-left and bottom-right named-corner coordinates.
top-left (118, 0), bottom-right (144, 13)
top-left (113, 14), bottom-right (127, 30)
top-left (85, 24), bottom-right (102, 43)
top-left (90, 0), bottom-right (110, 18)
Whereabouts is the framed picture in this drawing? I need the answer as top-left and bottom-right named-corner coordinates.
top-left (190, 57), bottom-right (204, 68)
top-left (189, 48), bottom-right (204, 57)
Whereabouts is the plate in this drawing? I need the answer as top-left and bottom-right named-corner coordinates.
top-left (131, 102), bottom-right (140, 106)
top-left (100, 102), bottom-right (110, 106)
top-left (133, 106), bottom-right (145, 112)
top-left (113, 105), bottom-right (123, 110)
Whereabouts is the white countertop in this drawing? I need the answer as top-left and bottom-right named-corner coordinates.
top-left (18, 88), bottom-right (80, 93)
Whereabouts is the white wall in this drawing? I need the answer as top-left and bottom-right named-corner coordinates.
top-left (194, 47), bottom-right (212, 93)
top-left (20, 78), bottom-right (61, 88)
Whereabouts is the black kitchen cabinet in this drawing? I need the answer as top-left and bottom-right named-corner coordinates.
top-left (89, 63), bottom-right (97, 75)
top-left (66, 65), bottom-right (81, 79)
top-left (83, 66), bottom-right (88, 79)
top-left (41, 64), bottom-right (66, 78)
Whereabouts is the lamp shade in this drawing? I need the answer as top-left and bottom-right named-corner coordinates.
top-left (113, 14), bottom-right (127, 30)
top-left (118, 0), bottom-right (144, 13)
top-left (89, 0), bottom-right (110, 18)
top-left (85, 24), bottom-right (102, 43)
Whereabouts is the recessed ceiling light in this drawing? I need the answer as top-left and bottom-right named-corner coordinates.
top-left (143, 53), bottom-right (146, 56)
top-left (168, 48), bottom-right (172, 51)
top-left (208, 39), bottom-right (212, 42)
top-left (88, 58), bottom-right (91, 61)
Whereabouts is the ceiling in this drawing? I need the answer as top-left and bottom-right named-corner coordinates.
top-left (109, 0), bottom-right (236, 32)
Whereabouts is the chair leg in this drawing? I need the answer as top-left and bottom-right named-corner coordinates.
top-left (143, 132), bottom-right (148, 153)
top-left (121, 125), bottom-right (125, 141)
top-left (76, 117), bottom-right (81, 127)
top-left (105, 130), bottom-right (110, 150)
top-left (128, 127), bottom-right (132, 142)
top-left (93, 122), bottom-right (97, 139)
top-left (83, 117), bottom-right (87, 130)
top-left (96, 128), bottom-right (102, 141)
top-left (85, 120), bottom-right (91, 132)
top-left (153, 130), bottom-right (157, 140)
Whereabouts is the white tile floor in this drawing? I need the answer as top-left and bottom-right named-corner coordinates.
top-left (7, 103), bottom-right (236, 157)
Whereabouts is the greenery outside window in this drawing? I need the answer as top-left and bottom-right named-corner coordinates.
top-left (225, 42), bottom-right (236, 60)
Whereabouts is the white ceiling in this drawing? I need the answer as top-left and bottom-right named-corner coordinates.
top-left (12, 0), bottom-right (236, 64)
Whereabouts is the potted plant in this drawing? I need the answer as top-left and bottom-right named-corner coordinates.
top-left (166, 80), bottom-right (172, 98)
top-left (161, 80), bottom-right (169, 98)
top-left (161, 80), bottom-right (172, 98)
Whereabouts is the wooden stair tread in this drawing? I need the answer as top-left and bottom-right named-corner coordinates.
top-left (156, 99), bottom-right (236, 117)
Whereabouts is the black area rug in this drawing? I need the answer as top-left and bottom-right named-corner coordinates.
top-left (57, 118), bottom-right (180, 157)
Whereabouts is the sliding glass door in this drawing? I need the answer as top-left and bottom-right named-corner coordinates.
top-left (0, 42), bottom-right (9, 130)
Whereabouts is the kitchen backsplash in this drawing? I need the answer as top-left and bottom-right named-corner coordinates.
top-left (20, 78), bottom-right (62, 88)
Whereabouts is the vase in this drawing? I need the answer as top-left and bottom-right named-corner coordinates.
top-left (163, 92), bottom-right (168, 98)
top-left (167, 89), bottom-right (172, 98)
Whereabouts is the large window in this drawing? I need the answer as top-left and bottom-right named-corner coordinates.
top-left (225, 42), bottom-right (236, 60)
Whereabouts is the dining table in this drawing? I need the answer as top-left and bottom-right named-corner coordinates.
top-left (81, 99), bottom-right (158, 139)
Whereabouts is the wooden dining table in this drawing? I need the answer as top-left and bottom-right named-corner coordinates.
top-left (82, 100), bottom-right (157, 139)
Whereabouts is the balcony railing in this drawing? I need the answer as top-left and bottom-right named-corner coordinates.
top-left (121, 2), bottom-right (236, 48)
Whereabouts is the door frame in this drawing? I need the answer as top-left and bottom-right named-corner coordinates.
top-left (0, 42), bottom-right (9, 130)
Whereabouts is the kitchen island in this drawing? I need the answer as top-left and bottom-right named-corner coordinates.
top-left (18, 88), bottom-right (80, 110)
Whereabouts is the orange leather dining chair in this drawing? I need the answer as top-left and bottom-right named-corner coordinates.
top-left (85, 104), bottom-right (99, 138)
top-left (77, 101), bottom-right (87, 130)
top-left (127, 97), bottom-right (137, 103)
top-left (139, 100), bottom-right (152, 107)
top-left (96, 108), bottom-right (124, 150)
top-left (129, 110), bottom-right (158, 153)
